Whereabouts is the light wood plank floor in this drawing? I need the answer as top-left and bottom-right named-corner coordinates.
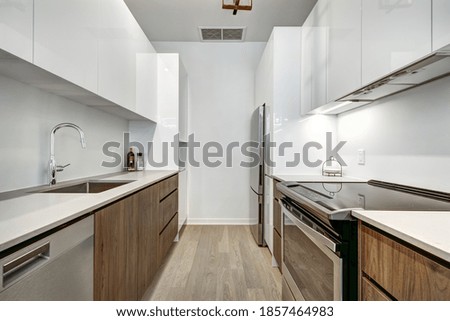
top-left (143, 225), bottom-right (281, 301)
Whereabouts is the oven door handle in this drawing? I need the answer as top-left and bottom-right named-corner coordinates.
top-left (282, 205), bottom-right (339, 253)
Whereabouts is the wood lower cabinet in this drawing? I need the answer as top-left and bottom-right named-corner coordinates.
top-left (273, 179), bottom-right (282, 272)
top-left (361, 276), bottom-right (391, 301)
top-left (157, 175), bottom-right (179, 267)
top-left (158, 213), bottom-right (178, 266)
top-left (359, 222), bottom-right (450, 301)
top-left (94, 194), bottom-right (138, 300)
top-left (159, 189), bottom-right (178, 233)
top-left (94, 174), bottom-right (178, 300)
top-left (137, 183), bottom-right (159, 299)
top-left (281, 277), bottom-right (295, 301)
top-left (159, 174), bottom-right (178, 200)
top-left (273, 227), bottom-right (282, 272)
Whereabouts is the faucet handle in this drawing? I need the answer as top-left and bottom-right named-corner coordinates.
top-left (56, 163), bottom-right (71, 172)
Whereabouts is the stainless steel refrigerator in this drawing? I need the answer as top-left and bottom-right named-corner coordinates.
top-left (250, 104), bottom-right (266, 246)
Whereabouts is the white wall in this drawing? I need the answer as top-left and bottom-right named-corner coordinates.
top-left (154, 42), bottom-right (266, 224)
top-left (0, 74), bottom-right (128, 192)
top-left (337, 76), bottom-right (450, 192)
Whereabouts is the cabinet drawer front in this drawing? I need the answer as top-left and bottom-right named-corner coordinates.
top-left (361, 277), bottom-right (391, 301)
top-left (159, 190), bottom-right (178, 232)
top-left (274, 179), bottom-right (283, 200)
top-left (159, 174), bottom-right (178, 200)
top-left (273, 228), bottom-right (282, 272)
top-left (273, 200), bottom-right (281, 234)
top-left (282, 277), bottom-right (295, 301)
top-left (158, 213), bottom-right (178, 266)
top-left (361, 224), bottom-right (450, 300)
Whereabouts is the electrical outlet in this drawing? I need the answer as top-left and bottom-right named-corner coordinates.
top-left (358, 194), bottom-right (366, 208)
top-left (357, 149), bottom-right (365, 165)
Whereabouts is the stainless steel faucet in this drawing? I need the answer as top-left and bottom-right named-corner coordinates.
top-left (49, 123), bottom-right (86, 185)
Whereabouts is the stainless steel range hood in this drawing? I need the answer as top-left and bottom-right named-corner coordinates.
top-left (316, 46), bottom-right (450, 115)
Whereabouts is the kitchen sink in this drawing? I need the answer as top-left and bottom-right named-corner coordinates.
top-left (36, 180), bottom-right (135, 194)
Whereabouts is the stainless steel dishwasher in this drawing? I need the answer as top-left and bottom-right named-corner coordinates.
top-left (0, 215), bottom-right (93, 300)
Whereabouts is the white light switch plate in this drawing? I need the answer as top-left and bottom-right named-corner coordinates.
top-left (358, 149), bottom-right (365, 165)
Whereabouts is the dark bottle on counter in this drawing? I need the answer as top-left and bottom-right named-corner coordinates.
top-left (127, 147), bottom-right (135, 171)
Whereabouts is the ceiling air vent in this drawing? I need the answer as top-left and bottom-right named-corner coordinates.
top-left (199, 27), bottom-right (246, 41)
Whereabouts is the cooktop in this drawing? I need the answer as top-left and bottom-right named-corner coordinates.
top-left (283, 180), bottom-right (450, 212)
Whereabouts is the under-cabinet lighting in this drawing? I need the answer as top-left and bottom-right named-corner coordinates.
top-left (311, 101), bottom-right (354, 115)
top-left (322, 101), bottom-right (354, 114)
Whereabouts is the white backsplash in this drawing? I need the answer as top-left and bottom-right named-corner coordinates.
top-left (0, 74), bottom-right (128, 193)
top-left (337, 76), bottom-right (450, 192)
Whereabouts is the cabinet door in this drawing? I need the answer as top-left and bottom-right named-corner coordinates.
top-left (34, 0), bottom-right (99, 93)
top-left (137, 184), bottom-right (159, 299)
top-left (301, 21), bottom-right (313, 115)
top-left (94, 196), bottom-right (138, 300)
top-left (178, 62), bottom-right (189, 142)
top-left (178, 169), bottom-right (188, 229)
top-left (361, 276), bottom-right (391, 301)
top-left (0, 0), bottom-right (33, 61)
top-left (361, 224), bottom-right (450, 300)
top-left (362, 0), bottom-right (432, 85)
top-left (136, 51), bottom-right (158, 121)
top-left (158, 213), bottom-right (178, 267)
top-left (432, 0), bottom-right (450, 50)
top-left (273, 229), bottom-right (282, 270)
top-left (327, 0), bottom-right (361, 101)
top-left (301, 0), bottom-right (328, 113)
top-left (311, 0), bottom-right (329, 110)
top-left (98, 0), bottom-right (149, 111)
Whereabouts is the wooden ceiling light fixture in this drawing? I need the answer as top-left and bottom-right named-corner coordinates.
top-left (222, 0), bottom-right (252, 15)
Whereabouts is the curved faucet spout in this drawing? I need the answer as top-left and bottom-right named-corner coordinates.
top-left (49, 123), bottom-right (86, 185)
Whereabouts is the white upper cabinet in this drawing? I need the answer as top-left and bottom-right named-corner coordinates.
top-left (327, 0), bottom-right (361, 101)
top-left (135, 51), bottom-right (158, 121)
top-left (301, 17), bottom-right (313, 115)
top-left (98, 0), bottom-right (152, 111)
top-left (178, 62), bottom-right (189, 142)
top-left (256, 27), bottom-right (301, 178)
top-left (34, 0), bottom-right (99, 93)
top-left (0, 0), bottom-right (33, 62)
top-left (432, 0), bottom-right (450, 50)
top-left (362, 0), bottom-right (432, 85)
top-left (303, 0), bottom-right (361, 112)
top-left (301, 0), bottom-right (329, 113)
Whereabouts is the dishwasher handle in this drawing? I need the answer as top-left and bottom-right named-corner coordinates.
top-left (2, 242), bottom-right (50, 287)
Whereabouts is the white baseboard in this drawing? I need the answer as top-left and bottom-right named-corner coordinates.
top-left (186, 217), bottom-right (253, 225)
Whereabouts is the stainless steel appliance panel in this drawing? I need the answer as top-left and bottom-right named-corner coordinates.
top-left (250, 105), bottom-right (264, 193)
top-left (0, 215), bottom-right (94, 300)
top-left (249, 104), bottom-right (265, 246)
top-left (282, 205), bottom-right (342, 301)
top-left (250, 187), bottom-right (263, 245)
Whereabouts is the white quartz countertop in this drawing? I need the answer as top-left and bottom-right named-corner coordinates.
top-left (0, 170), bottom-right (178, 252)
top-left (352, 210), bottom-right (450, 263)
top-left (271, 174), bottom-right (366, 183)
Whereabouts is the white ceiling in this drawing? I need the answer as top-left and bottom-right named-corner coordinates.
top-left (124, 0), bottom-right (317, 42)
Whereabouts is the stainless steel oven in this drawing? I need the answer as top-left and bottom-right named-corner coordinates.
top-left (277, 179), bottom-right (450, 301)
top-left (281, 200), bottom-right (343, 301)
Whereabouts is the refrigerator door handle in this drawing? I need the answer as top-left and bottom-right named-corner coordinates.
top-left (250, 186), bottom-right (263, 203)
